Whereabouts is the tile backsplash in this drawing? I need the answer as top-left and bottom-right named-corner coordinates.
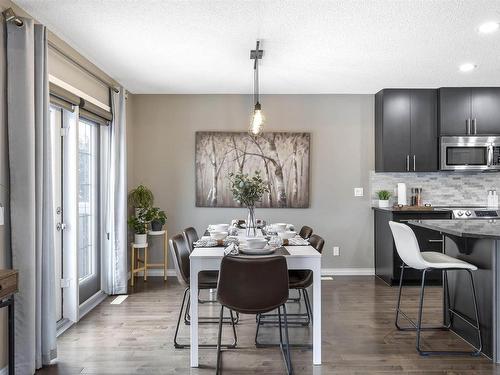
top-left (370, 171), bottom-right (500, 206)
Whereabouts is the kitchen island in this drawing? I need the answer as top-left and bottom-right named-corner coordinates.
top-left (409, 219), bottom-right (500, 361)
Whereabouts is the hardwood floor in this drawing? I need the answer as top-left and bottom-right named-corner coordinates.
top-left (36, 276), bottom-right (500, 374)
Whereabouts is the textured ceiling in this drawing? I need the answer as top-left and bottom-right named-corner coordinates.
top-left (14, 0), bottom-right (500, 94)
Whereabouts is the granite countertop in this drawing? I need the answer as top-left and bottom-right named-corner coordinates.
top-left (409, 219), bottom-right (500, 239)
top-left (372, 206), bottom-right (452, 213)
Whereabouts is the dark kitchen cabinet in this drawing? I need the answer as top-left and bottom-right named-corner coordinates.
top-left (373, 208), bottom-right (452, 286)
top-left (439, 87), bottom-right (500, 136)
top-left (375, 89), bottom-right (438, 172)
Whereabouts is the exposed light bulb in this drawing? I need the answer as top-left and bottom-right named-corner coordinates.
top-left (478, 21), bottom-right (499, 34)
top-left (459, 63), bottom-right (477, 72)
top-left (249, 103), bottom-right (264, 136)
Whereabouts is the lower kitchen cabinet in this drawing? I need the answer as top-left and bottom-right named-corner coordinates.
top-left (374, 208), bottom-right (452, 285)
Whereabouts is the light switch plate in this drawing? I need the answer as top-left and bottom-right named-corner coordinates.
top-left (333, 246), bottom-right (340, 256)
top-left (354, 188), bottom-right (364, 197)
top-left (0, 205), bottom-right (4, 226)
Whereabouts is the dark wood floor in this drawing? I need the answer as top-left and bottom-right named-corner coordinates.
top-left (36, 276), bottom-right (500, 374)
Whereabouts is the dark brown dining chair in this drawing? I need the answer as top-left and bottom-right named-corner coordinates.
top-left (216, 255), bottom-right (292, 375)
top-left (183, 227), bottom-right (199, 252)
top-left (298, 225), bottom-right (313, 240)
top-left (257, 234), bottom-right (325, 335)
top-left (169, 233), bottom-right (236, 349)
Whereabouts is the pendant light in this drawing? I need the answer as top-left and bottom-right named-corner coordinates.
top-left (249, 40), bottom-right (264, 136)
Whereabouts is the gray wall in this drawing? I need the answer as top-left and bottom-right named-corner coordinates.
top-left (128, 94), bottom-right (375, 270)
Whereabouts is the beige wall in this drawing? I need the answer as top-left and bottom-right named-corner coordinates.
top-left (128, 94), bottom-right (375, 270)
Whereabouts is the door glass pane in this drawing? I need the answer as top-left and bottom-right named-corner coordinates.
top-left (78, 119), bottom-right (99, 282)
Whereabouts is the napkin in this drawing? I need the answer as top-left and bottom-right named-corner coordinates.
top-left (224, 242), bottom-right (239, 256)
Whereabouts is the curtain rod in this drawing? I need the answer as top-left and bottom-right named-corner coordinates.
top-left (48, 41), bottom-right (119, 93)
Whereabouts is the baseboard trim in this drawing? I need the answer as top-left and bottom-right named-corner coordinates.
top-left (322, 268), bottom-right (375, 276)
top-left (0, 365), bottom-right (8, 375)
top-left (133, 268), bottom-right (375, 277)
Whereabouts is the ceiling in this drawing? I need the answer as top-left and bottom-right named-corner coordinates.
top-left (14, 0), bottom-right (500, 94)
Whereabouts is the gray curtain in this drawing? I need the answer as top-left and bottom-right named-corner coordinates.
top-left (7, 19), bottom-right (57, 373)
top-left (103, 88), bottom-right (128, 295)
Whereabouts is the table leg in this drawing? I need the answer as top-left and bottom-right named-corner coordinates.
top-left (130, 245), bottom-right (135, 287)
top-left (190, 261), bottom-right (200, 367)
top-left (8, 299), bottom-right (14, 375)
top-left (164, 232), bottom-right (168, 281)
top-left (312, 261), bottom-right (322, 365)
top-left (144, 246), bottom-right (148, 281)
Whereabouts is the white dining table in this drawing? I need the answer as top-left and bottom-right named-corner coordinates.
top-left (189, 228), bottom-right (322, 367)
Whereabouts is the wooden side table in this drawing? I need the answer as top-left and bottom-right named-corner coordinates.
top-left (147, 230), bottom-right (168, 281)
top-left (130, 242), bottom-right (148, 287)
top-left (0, 269), bottom-right (18, 375)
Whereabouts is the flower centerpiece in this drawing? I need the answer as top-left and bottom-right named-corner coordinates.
top-left (228, 170), bottom-right (269, 236)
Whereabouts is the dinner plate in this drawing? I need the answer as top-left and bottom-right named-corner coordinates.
top-left (239, 244), bottom-right (275, 255)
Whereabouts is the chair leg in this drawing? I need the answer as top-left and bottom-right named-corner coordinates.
top-left (174, 288), bottom-right (189, 349)
top-left (216, 306), bottom-right (224, 375)
top-left (467, 269), bottom-right (483, 355)
top-left (395, 263), bottom-right (405, 330)
top-left (416, 269), bottom-right (428, 354)
top-left (279, 305), bottom-right (293, 375)
top-left (287, 289), bottom-right (302, 303)
top-left (174, 289), bottom-right (237, 349)
top-left (303, 289), bottom-right (312, 324)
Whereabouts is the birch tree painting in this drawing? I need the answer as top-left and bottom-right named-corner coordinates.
top-left (195, 132), bottom-right (310, 208)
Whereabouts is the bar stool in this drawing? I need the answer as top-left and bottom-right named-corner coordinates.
top-left (389, 221), bottom-right (482, 356)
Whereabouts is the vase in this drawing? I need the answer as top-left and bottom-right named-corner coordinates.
top-left (246, 206), bottom-right (257, 237)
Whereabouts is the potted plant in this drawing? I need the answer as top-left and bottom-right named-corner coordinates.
top-left (128, 185), bottom-right (154, 210)
top-left (377, 190), bottom-right (392, 208)
top-left (128, 215), bottom-right (148, 245)
top-left (146, 207), bottom-right (167, 231)
top-left (228, 170), bottom-right (269, 236)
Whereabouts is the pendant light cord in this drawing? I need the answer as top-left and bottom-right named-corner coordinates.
top-left (253, 40), bottom-right (260, 106)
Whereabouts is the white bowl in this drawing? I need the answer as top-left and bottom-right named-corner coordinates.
top-left (273, 223), bottom-right (288, 232)
top-left (278, 231), bottom-right (296, 240)
top-left (213, 224), bottom-right (230, 232)
top-left (245, 238), bottom-right (268, 249)
top-left (210, 231), bottom-right (228, 240)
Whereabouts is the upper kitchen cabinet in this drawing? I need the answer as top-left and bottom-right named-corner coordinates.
top-left (439, 87), bottom-right (500, 136)
top-left (375, 89), bottom-right (438, 172)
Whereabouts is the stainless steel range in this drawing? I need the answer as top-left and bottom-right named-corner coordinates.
top-left (450, 207), bottom-right (500, 219)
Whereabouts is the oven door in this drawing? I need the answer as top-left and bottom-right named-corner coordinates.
top-left (440, 137), bottom-right (492, 171)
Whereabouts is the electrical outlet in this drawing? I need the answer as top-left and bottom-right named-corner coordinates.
top-left (333, 246), bottom-right (340, 256)
top-left (354, 187), bottom-right (364, 197)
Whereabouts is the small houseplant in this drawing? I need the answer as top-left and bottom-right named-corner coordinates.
top-left (377, 190), bottom-right (392, 208)
top-left (228, 170), bottom-right (269, 236)
top-left (128, 185), bottom-right (154, 209)
top-left (147, 207), bottom-right (167, 231)
top-left (128, 213), bottom-right (148, 245)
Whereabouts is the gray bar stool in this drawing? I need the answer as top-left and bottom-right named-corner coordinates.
top-left (389, 221), bottom-right (482, 356)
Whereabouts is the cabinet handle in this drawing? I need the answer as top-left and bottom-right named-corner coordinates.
top-left (466, 118), bottom-right (471, 135)
top-left (413, 155), bottom-right (416, 171)
top-left (428, 239), bottom-right (443, 243)
top-left (473, 118), bottom-right (477, 134)
top-left (406, 155), bottom-right (409, 171)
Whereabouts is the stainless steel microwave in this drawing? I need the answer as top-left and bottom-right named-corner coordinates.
top-left (440, 136), bottom-right (500, 171)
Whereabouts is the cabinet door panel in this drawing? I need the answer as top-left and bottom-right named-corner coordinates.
top-left (382, 90), bottom-right (411, 171)
top-left (410, 90), bottom-right (438, 171)
top-left (471, 88), bottom-right (500, 135)
top-left (439, 88), bottom-right (471, 135)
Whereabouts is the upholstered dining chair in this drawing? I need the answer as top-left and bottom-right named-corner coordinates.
top-left (169, 233), bottom-right (237, 349)
top-left (298, 225), bottom-right (313, 240)
top-left (389, 221), bottom-right (481, 356)
top-left (216, 255), bottom-right (293, 375)
top-left (256, 234), bottom-right (324, 347)
top-left (183, 227), bottom-right (199, 252)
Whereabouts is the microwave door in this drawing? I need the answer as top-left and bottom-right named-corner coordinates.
top-left (444, 146), bottom-right (489, 170)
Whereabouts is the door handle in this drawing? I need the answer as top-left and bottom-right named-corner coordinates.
top-left (466, 118), bottom-right (471, 135)
top-left (472, 118), bottom-right (477, 134)
top-left (487, 145), bottom-right (493, 167)
top-left (406, 155), bottom-right (410, 171)
top-left (413, 155), bottom-right (416, 171)
top-left (56, 223), bottom-right (67, 231)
